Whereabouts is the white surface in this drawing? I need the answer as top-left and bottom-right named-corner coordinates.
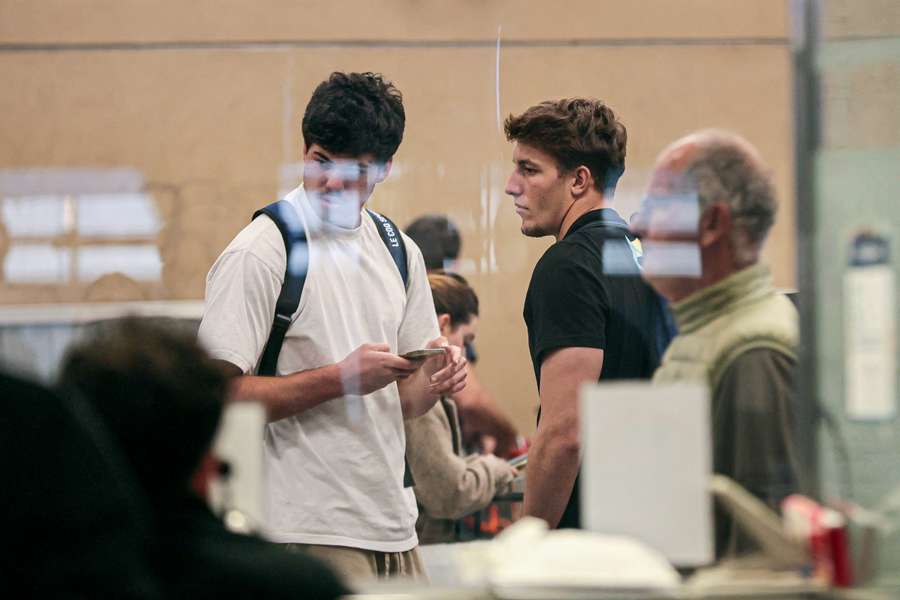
top-left (844, 265), bottom-right (897, 421)
top-left (580, 382), bottom-right (713, 567)
top-left (208, 402), bottom-right (266, 531)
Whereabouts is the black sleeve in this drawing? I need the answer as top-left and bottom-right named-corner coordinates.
top-left (711, 348), bottom-right (800, 558)
top-left (527, 244), bottom-right (609, 367)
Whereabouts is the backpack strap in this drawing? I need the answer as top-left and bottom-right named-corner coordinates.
top-left (366, 209), bottom-right (408, 289)
top-left (365, 209), bottom-right (415, 486)
top-left (252, 200), bottom-right (309, 376)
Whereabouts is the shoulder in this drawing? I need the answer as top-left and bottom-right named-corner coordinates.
top-left (218, 216), bottom-right (287, 272)
top-left (529, 239), bottom-right (601, 294)
top-left (716, 347), bottom-right (796, 412)
top-left (723, 347), bottom-right (795, 381)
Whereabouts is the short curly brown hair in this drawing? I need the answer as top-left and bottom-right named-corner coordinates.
top-left (504, 98), bottom-right (627, 193)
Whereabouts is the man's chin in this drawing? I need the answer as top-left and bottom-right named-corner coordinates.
top-left (520, 221), bottom-right (547, 238)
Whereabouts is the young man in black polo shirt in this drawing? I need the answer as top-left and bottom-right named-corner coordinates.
top-left (504, 98), bottom-right (672, 529)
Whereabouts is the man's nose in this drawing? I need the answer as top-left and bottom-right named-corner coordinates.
top-left (505, 173), bottom-right (521, 197)
top-left (325, 170), bottom-right (346, 192)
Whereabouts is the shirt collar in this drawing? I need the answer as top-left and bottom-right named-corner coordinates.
top-left (564, 208), bottom-right (630, 240)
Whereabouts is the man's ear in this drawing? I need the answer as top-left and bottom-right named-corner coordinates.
top-left (699, 202), bottom-right (732, 247)
top-left (570, 165), bottom-right (593, 198)
top-left (437, 313), bottom-right (452, 336)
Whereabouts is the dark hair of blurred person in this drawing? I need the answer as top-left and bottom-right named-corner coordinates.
top-left (58, 317), bottom-right (348, 599)
top-left (406, 214), bottom-right (461, 272)
top-left (1, 371), bottom-right (159, 598)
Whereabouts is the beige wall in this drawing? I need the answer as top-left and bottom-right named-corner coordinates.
top-left (0, 0), bottom-right (794, 434)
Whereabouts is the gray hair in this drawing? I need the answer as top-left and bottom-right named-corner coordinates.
top-left (681, 130), bottom-right (777, 263)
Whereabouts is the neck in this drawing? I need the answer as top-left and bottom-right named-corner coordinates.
top-left (667, 253), bottom-right (753, 304)
top-left (555, 193), bottom-right (609, 241)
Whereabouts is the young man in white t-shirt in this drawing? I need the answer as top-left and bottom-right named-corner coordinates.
top-left (198, 72), bottom-right (467, 584)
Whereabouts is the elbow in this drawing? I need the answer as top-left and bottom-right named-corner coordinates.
top-left (536, 422), bottom-right (580, 458)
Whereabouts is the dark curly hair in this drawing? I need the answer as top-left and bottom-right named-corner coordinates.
top-left (302, 71), bottom-right (405, 163)
top-left (504, 98), bottom-right (627, 193)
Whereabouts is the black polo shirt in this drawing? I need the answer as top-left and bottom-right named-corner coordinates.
top-left (523, 208), bottom-right (673, 528)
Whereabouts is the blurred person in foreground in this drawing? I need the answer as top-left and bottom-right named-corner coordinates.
top-left (198, 72), bottom-right (466, 583)
top-left (406, 214), bottom-right (520, 456)
top-left (1, 370), bottom-right (159, 598)
top-left (405, 273), bottom-right (519, 544)
top-left (632, 130), bottom-right (802, 558)
top-left (504, 99), bottom-right (673, 529)
top-left (58, 317), bottom-right (347, 599)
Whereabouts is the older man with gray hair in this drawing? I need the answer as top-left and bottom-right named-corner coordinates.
top-left (633, 130), bottom-right (803, 559)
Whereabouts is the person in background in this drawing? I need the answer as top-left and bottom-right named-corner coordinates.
top-left (406, 214), bottom-right (521, 456)
top-left (405, 215), bottom-right (461, 273)
top-left (405, 273), bottom-right (519, 543)
top-left (504, 98), bottom-right (673, 529)
top-left (58, 317), bottom-right (348, 599)
top-left (1, 370), bottom-right (159, 599)
top-left (633, 130), bottom-right (803, 557)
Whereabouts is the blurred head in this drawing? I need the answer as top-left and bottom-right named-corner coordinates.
top-left (58, 317), bottom-right (227, 498)
top-left (633, 130), bottom-right (777, 302)
top-left (504, 98), bottom-right (627, 238)
top-left (428, 272), bottom-right (479, 348)
top-left (405, 215), bottom-right (461, 272)
top-left (301, 72), bottom-right (405, 228)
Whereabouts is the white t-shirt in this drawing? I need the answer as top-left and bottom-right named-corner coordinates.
top-left (198, 185), bottom-right (439, 551)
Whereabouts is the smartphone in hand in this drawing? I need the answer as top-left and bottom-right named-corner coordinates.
top-left (400, 348), bottom-right (446, 360)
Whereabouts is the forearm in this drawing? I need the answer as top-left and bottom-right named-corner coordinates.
top-left (230, 364), bottom-right (344, 422)
top-left (398, 369), bottom-right (439, 419)
top-left (523, 428), bottom-right (580, 528)
top-left (408, 434), bottom-right (509, 519)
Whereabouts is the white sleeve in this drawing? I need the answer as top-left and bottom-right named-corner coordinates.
top-left (397, 235), bottom-right (440, 355)
top-left (197, 248), bottom-right (284, 374)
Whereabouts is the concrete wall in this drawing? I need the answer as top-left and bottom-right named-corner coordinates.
top-left (0, 0), bottom-right (794, 434)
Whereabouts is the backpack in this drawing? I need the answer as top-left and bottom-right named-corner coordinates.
top-left (252, 200), bottom-right (409, 377)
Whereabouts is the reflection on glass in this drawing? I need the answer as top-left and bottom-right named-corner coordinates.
top-left (77, 193), bottom-right (161, 237)
top-left (76, 244), bottom-right (162, 282)
top-left (1, 195), bottom-right (68, 237)
top-left (5, 244), bottom-right (71, 283)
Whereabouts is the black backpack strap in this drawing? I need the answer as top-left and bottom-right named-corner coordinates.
top-left (365, 209), bottom-right (416, 487)
top-left (366, 209), bottom-right (408, 289)
top-left (252, 200), bottom-right (309, 376)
